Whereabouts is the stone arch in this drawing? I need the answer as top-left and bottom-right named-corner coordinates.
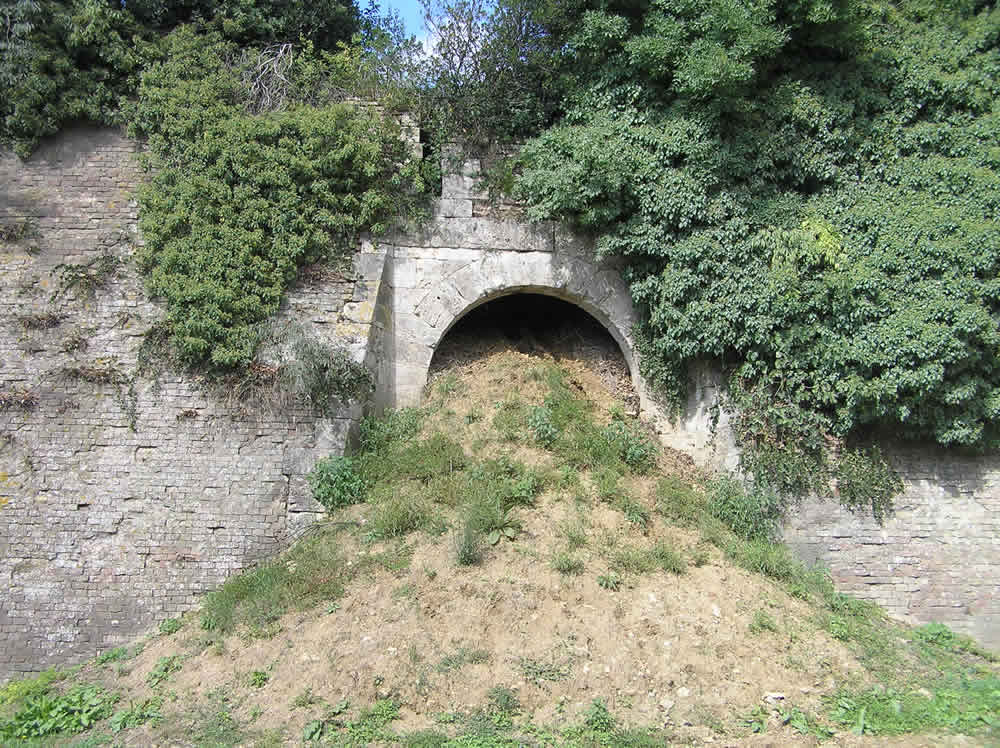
top-left (433, 286), bottom-right (637, 380)
top-left (386, 244), bottom-right (645, 408)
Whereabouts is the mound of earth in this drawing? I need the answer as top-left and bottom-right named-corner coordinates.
top-left (4, 340), bottom-right (995, 747)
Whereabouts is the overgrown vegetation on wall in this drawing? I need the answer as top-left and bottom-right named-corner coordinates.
top-left (4, 0), bottom-right (998, 501)
top-left (130, 28), bottom-right (429, 369)
top-left (419, 0), bottom-right (1000, 509)
top-left (2, 0), bottom-right (430, 392)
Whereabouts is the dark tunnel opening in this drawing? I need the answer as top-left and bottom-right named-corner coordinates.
top-left (429, 293), bottom-right (637, 408)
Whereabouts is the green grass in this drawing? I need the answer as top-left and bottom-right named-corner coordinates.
top-left (606, 542), bottom-right (686, 576)
top-left (650, 542), bottom-right (687, 575)
top-left (616, 495), bottom-right (650, 529)
top-left (435, 648), bottom-right (491, 673)
top-left (560, 520), bottom-right (589, 550)
top-left (199, 526), bottom-right (348, 636)
top-left (370, 493), bottom-right (431, 538)
top-left (749, 609), bottom-right (778, 634)
top-left (829, 677), bottom-right (1000, 736)
top-left (552, 550), bottom-right (585, 575)
top-left (655, 476), bottom-right (708, 527)
top-left (455, 522), bottom-right (485, 566)
top-left (608, 545), bottom-right (656, 575)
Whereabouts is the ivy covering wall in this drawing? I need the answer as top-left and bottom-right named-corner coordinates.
top-left (2, 0), bottom-right (430, 380)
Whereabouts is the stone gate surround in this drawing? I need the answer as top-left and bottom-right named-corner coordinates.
top-left (0, 129), bottom-right (997, 681)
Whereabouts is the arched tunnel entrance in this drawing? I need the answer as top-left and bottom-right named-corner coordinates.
top-left (428, 293), bottom-right (639, 413)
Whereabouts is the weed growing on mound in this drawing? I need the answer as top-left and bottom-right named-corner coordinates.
top-left (199, 526), bottom-right (349, 637)
top-left (0, 685), bottom-right (118, 740)
top-left (307, 455), bottom-right (366, 510)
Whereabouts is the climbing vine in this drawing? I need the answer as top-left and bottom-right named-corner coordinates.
top-left (487, 0), bottom-right (1000, 514)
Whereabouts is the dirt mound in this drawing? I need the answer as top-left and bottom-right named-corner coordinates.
top-left (14, 339), bottom-right (996, 746)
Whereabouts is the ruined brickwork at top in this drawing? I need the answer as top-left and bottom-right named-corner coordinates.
top-left (0, 129), bottom-right (379, 681)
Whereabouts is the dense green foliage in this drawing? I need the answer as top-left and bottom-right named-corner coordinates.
top-left (514, 1), bottom-right (999, 443)
top-left (307, 455), bottom-right (366, 510)
top-left (419, 0), bottom-right (562, 143)
top-left (131, 28), bottom-right (428, 368)
top-left (1, 0), bottom-right (143, 156)
top-left (0, 0), bottom-right (363, 156)
top-left (5, 0), bottom-right (998, 491)
top-left (428, 0), bottom-right (1000, 503)
top-left (0, 685), bottom-right (117, 739)
top-left (123, 0), bottom-right (359, 49)
top-left (3, 0), bottom-right (429, 378)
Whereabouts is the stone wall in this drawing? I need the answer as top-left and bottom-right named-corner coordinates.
top-left (379, 156), bottom-right (643, 409)
top-left (0, 129), bottom-right (382, 680)
top-left (783, 448), bottom-right (999, 647)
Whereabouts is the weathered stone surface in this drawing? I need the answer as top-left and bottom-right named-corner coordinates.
top-left (783, 447), bottom-right (1000, 647)
top-left (0, 130), bottom-right (376, 680)
top-left (393, 217), bottom-right (554, 252)
top-left (434, 198), bottom-right (473, 219)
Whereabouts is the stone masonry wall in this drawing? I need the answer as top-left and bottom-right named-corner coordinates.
top-left (783, 448), bottom-right (999, 647)
top-left (0, 129), bottom-right (383, 681)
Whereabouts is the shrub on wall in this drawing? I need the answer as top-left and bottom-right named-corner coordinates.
top-left (501, 0), bottom-right (999, 514)
top-left (131, 28), bottom-right (430, 371)
top-left (0, 0), bottom-right (144, 156)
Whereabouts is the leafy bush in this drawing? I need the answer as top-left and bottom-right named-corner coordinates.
top-left (146, 655), bottom-right (182, 687)
top-left (830, 677), bottom-right (1000, 736)
top-left (583, 699), bottom-right (616, 733)
top-left (913, 622), bottom-right (994, 660)
top-left (124, 0), bottom-right (359, 50)
top-left (527, 405), bottom-right (558, 446)
top-left (95, 646), bottom-right (135, 665)
top-left (707, 475), bottom-right (784, 542)
top-left (308, 455), bottom-right (366, 510)
top-left (0, 685), bottom-right (117, 739)
top-left (602, 419), bottom-right (656, 473)
top-left (836, 447), bottom-right (902, 523)
top-left (264, 321), bottom-right (373, 412)
top-left (508, 0), bottom-right (1000, 504)
top-left (0, 0), bottom-right (143, 157)
top-left (130, 28), bottom-right (429, 371)
top-left (0, 669), bottom-right (64, 707)
top-left (467, 457), bottom-right (541, 508)
top-left (158, 617), bottom-right (181, 635)
top-left (109, 697), bottom-right (162, 732)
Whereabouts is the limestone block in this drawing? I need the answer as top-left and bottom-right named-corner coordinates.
top-left (401, 217), bottom-right (554, 252)
top-left (392, 309), bottom-right (438, 345)
top-left (553, 223), bottom-right (595, 257)
top-left (412, 281), bottom-right (472, 331)
top-left (434, 198), bottom-right (474, 218)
